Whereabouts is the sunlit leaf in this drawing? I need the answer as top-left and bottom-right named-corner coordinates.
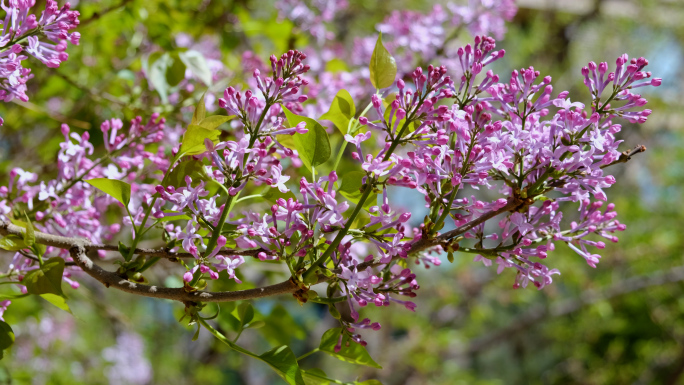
top-left (283, 106), bottom-right (331, 171)
top-left (40, 293), bottom-right (72, 314)
top-left (178, 124), bottom-right (220, 156)
top-left (0, 235), bottom-right (28, 251)
top-left (319, 328), bottom-right (382, 368)
top-left (259, 345), bottom-right (305, 385)
top-left (165, 159), bottom-right (208, 189)
top-left (23, 257), bottom-right (65, 296)
top-left (179, 50), bottom-right (213, 86)
top-left (302, 368), bottom-right (330, 385)
top-left (339, 171), bottom-right (375, 209)
top-left (320, 89), bottom-right (356, 135)
top-left (148, 52), bottom-right (171, 103)
top-left (369, 33), bottom-right (397, 90)
top-left (22, 212), bottom-right (35, 247)
top-left (191, 93), bottom-right (207, 125)
top-left (86, 178), bottom-right (131, 207)
top-left (198, 115), bottom-right (234, 130)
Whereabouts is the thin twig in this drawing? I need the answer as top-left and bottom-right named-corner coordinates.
top-left (79, 0), bottom-right (134, 27)
top-left (601, 144), bottom-right (646, 169)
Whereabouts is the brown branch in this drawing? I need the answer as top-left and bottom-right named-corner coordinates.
top-left (69, 244), bottom-right (297, 302)
top-left (93, 244), bottom-right (266, 259)
top-left (407, 198), bottom-right (521, 255)
top-left (600, 144), bottom-right (646, 169)
top-left (0, 220), bottom-right (265, 259)
top-left (0, 220), bottom-right (293, 303)
top-left (79, 0), bottom-right (134, 27)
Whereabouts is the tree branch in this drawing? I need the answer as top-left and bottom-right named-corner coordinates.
top-left (0, 220), bottom-right (294, 303)
top-left (0, 220), bottom-right (265, 259)
top-left (600, 144), bottom-right (646, 169)
top-left (69, 244), bottom-right (297, 303)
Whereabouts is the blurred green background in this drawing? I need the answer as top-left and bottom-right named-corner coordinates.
top-left (1, 0), bottom-right (684, 384)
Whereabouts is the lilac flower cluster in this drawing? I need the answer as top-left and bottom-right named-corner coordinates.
top-left (0, 1), bottom-right (663, 357)
top-left (1, 115), bottom-right (167, 293)
top-left (0, 0), bottom-right (80, 124)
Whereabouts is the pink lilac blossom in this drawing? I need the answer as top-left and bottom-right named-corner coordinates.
top-left (0, 3), bottom-right (663, 353)
top-left (1, 115), bottom-right (166, 294)
top-left (0, 0), bottom-right (80, 124)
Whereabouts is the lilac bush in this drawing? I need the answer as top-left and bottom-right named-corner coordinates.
top-left (0, 1), bottom-right (661, 383)
top-left (0, 0), bottom-right (80, 125)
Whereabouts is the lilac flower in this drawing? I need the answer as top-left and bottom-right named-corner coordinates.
top-left (0, 0), bottom-right (80, 124)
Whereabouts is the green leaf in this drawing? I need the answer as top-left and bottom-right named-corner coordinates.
top-left (23, 257), bottom-right (65, 296)
top-left (179, 50), bottom-right (213, 86)
top-left (31, 243), bottom-right (46, 258)
top-left (320, 89), bottom-right (356, 135)
top-left (40, 293), bottom-right (72, 314)
top-left (22, 213), bottom-right (35, 247)
top-left (245, 320), bottom-right (265, 329)
top-left (237, 302), bottom-right (254, 326)
top-left (262, 187), bottom-right (297, 204)
top-left (0, 235), bottom-right (28, 251)
top-left (86, 178), bottom-right (131, 207)
top-left (165, 159), bottom-right (208, 189)
top-left (166, 52), bottom-right (187, 87)
top-left (191, 93), bottom-right (207, 125)
top-left (259, 345), bottom-right (305, 385)
top-left (156, 213), bottom-right (192, 223)
top-left (369, 33), bottom-right (397, 90)
top-left (356, 380), bottom-right (383, 385)
top-left (325, 58), bottom-right (349, 74)
top-left (0, 320), bottom-right (14, 354)
top-left (198, 115), bottom-right (234, 130)
top-left (276, 134), bottom-right (296, 150)
top-left (319, 328), bottom-right (382, 369)
top-left (0, 293), bottom-right (29, 300)
top-left (383, 95), bottom-right (418, 135)
top-left (179, 124), bottom-right (220, 156)
top-left (302, 369), bottom-right (331, 385)
top-left (259, 305), bottom-right (306, 346)
top-left (283, 106), bottom-right (331, 171)
top-left (148, 52), bottom-right (171, 103)
top-left (339, 171), bottom-right (375, 209)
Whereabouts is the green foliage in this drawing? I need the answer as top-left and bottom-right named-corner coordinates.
top-left (198, 115), bottom-right (234, 130)
top-left (259, 305), bottom-right (306, 346)
top-left (166, 52), bottom-right (187, 87)
top-left (179, 124), bottom-right (220, 156)
top-left (39, 294), bottom-right (72, 314)
top-left (86, 178), bottom-right (132, 207)
top-left (0, 235), bottom-right (28, 251)
top-left (23, 257), bottom-right (65, 296)
top-left (0, 321), bottom-right (14, 359)
top-left (369, 33), bottom-right (397, 90)
top-left (165, 159), bottom-right (208, 188)
top-left (319, 328), bottom-right (382, 369)
top-left (339, 171), bottom-right (375, 208)
top-left (179, 50), bottom-right (213, 86)
top-left (259, 345), bottom-right (305, 385)
top-left (22, 213), bottom-right (35, 247)
top-left (283, 106), bottom-right (332, 171)
top-left (320, 89), bottom-right (356, 135)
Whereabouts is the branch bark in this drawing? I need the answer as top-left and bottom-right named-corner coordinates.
top-left (0, 220), bottom-right (293, 303)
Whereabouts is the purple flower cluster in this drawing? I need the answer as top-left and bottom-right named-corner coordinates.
top-left (0, 0), bottom-right (80, 124)
top-left (1, 115), bottom-right (167, 293)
